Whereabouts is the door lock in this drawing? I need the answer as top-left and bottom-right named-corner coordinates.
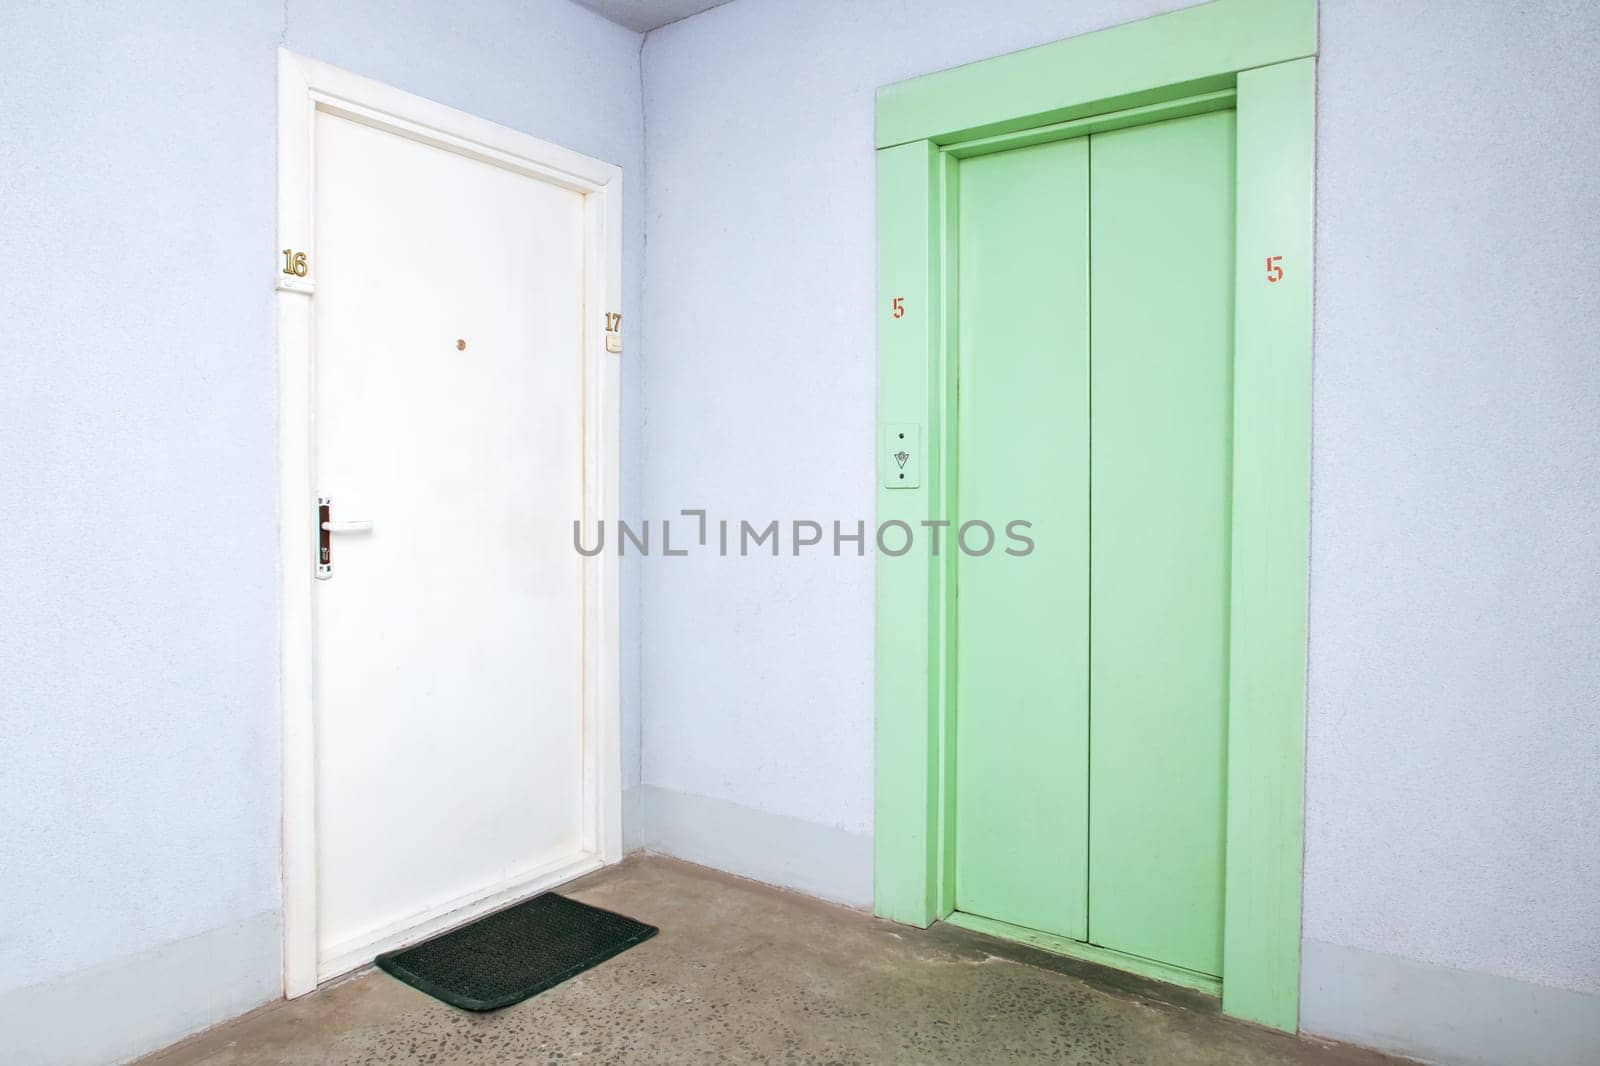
top-left (316, 497), bottom-right (374, 580)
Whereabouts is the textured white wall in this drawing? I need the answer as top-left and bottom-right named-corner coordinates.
top-left (0, 0), bottom-right (286, 1000)
top-left (0, 0), bottom-right (643, 1059)
top-left (1303, 0), bottom-right (1600, 998)
top-left (639, 0), bottom-right (1600, 1018)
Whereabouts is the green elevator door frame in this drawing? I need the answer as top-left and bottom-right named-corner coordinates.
top-left (874, 0), bottom-right (1317, 1033)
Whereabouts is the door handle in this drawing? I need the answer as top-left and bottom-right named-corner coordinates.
top-left (315, 498), bottom-right (372, 580)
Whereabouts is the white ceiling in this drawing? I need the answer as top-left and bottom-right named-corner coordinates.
top-left (570, 0), bottom-right (734, 33)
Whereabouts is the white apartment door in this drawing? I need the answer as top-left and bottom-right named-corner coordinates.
top-left (311, 108), bottom-right (587, 979)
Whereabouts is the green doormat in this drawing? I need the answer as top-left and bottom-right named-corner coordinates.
top-left (375, 892), bottom-right (658, 1011)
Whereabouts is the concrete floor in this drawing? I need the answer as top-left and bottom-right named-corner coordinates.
top-left (145, 856), bottom-right (1407, 1065)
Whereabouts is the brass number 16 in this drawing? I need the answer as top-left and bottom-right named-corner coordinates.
top-left (281, 249), bottom-right (309, 277)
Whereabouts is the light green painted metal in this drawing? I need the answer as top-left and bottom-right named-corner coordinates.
top-left (953, 139), bottom-right (1090, 940)
top-left (1087, 111), bottom-right (1236, 977)
top-left (874, 139), bottom-right (942, 928)
top-left (945, 911), bottom-right (1222, 997)
top-left (875, 0), bottom-right (1315, 150)
top-left (1221, 57), bottom-right (1315, 1032)
top-left (943, 89), bottom-right (1236, 161)
top-left (875, 0), bottom-right (1316, 1032)
top-left (933, 150), bottom-right (961, 921)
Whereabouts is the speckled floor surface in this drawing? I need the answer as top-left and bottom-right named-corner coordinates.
top-left (143, 856), bottom-right (1407, 1065)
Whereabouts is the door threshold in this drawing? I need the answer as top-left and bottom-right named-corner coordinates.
top-left (943, 911), bottom-right (1222, 997)
top-left (315, 850), bottom-right (605, 985)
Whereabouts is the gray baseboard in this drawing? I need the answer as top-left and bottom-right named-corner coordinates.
top-left (1301, 938), bottom-right (1600, 1065)
top-left (0, 910), bottom-right (281, 1065)
top-left (640, 785), bottom-right (873, 907)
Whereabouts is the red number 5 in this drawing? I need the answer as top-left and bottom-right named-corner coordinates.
top-left (1265, 256), bottom-right (1284, 283)
top-left (891, 296), bottom-right (905, 319)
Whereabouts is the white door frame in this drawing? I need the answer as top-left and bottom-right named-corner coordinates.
top-left (275, 49), bottom-right (623, 998)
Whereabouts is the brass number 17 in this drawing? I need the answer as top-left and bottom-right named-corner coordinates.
top-left (604, 313), bottom-right (622, 332)
top-left (281, 249), bottom-right (308, 277)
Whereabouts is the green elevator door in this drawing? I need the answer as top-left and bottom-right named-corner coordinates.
top-left (954, 137), bottom-right (1091, 941)
top-left (954, 110), bottom-right (1236, 978)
